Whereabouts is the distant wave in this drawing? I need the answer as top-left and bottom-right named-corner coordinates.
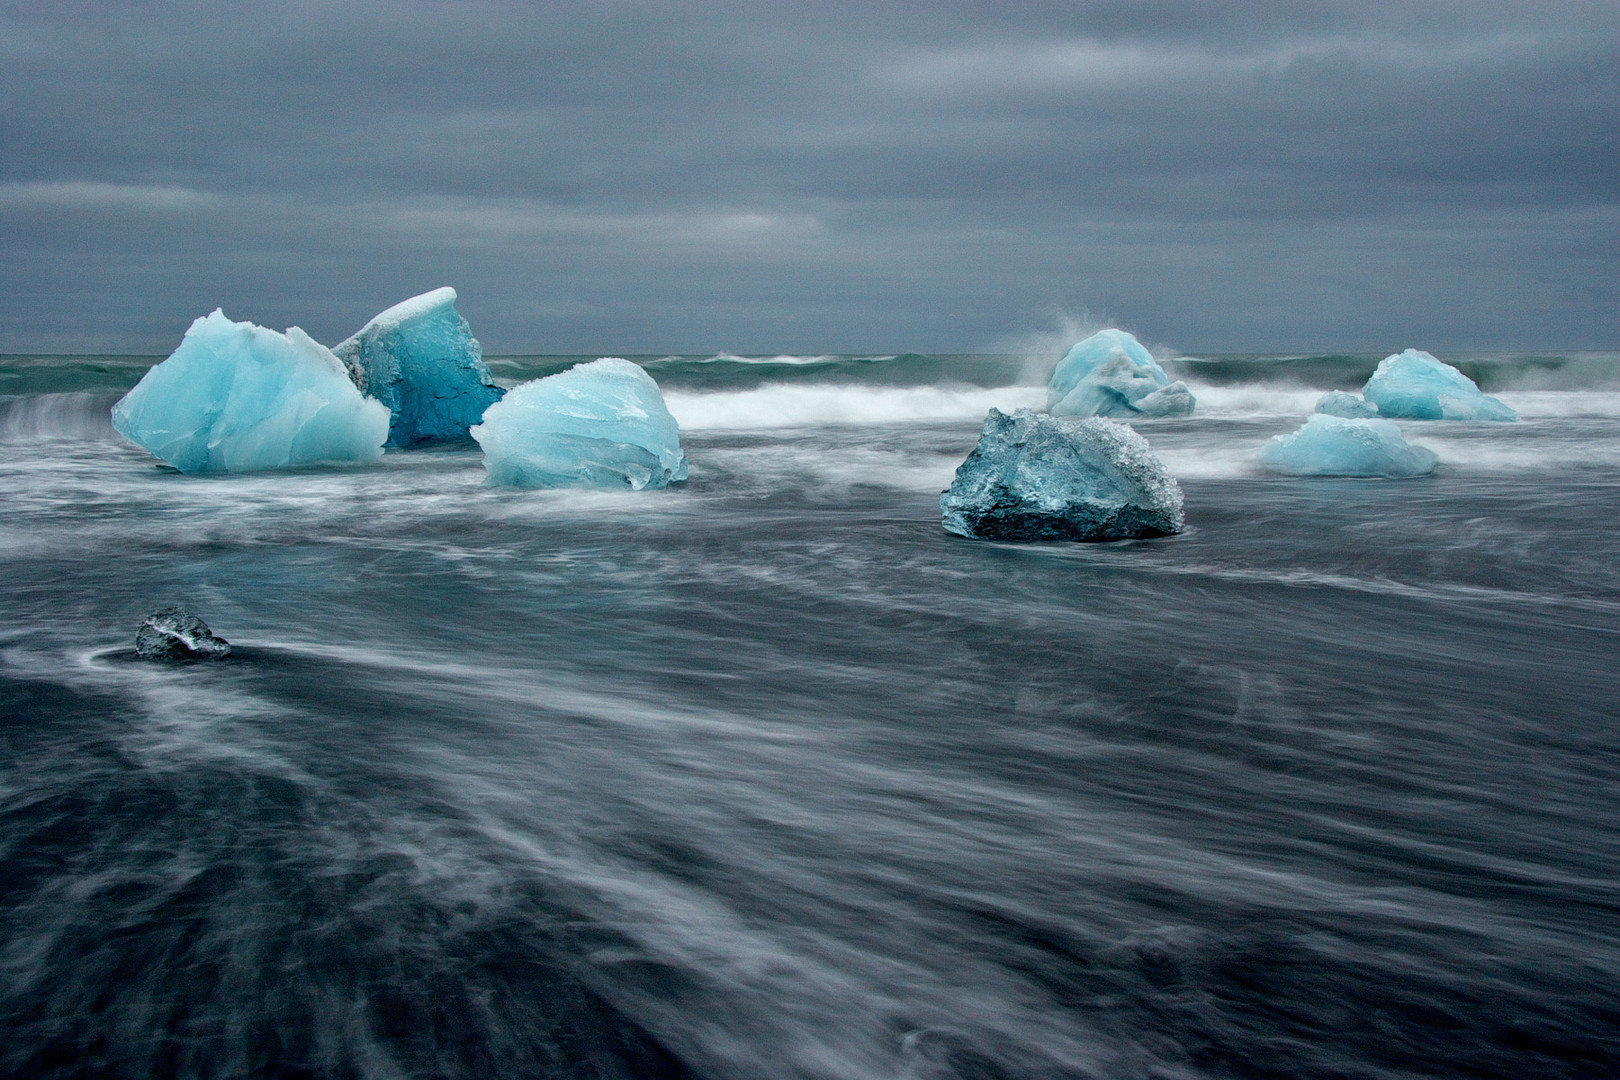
top-left (0, 391), bottom-right (121, 440)
top-left (680, 352), bottom-right (855, 366)
top-left (1167, 351), bottom-right (1620, 393)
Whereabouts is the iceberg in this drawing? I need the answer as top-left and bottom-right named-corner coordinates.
top-left (1047, 329), bottom-right (1195, 418)
top-left (1315, 390), bottom-right (1379, 419)
top-left (332, 287), bottom-right (504, 445)
top-left (941, 408), bottom-right (1184, 541)
top-left (1259, 414), bottom-right (1437, 478)
top-left (112, 310), bottom-right (389, 473)
top-left (472, 358), bottom-right (688, 489)
top-left (1361, 349), bottom-right (1517, 421)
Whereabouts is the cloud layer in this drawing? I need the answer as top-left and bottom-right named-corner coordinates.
top-left (2, 2), bottom-right (1615, 352)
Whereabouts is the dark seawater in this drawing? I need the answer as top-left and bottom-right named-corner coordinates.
top-left (2, 350), bottom-right (1618, 1079)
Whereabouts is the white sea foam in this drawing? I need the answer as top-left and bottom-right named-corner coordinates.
top-left (0, 391), bottom-right (121, 441)
top-left (1419, 434), bottom-right (1620, 473)
top-left (698, 443), bottom-right (967, 494)
top-left (1493, 390), bottom-right (1620, 418)
top-left (1176, 382), bottom-right (1326, 418)
top-left (1153, 446), bottom-right (1264, 480)
top-left (665, 384), bottom-right (1046, 430)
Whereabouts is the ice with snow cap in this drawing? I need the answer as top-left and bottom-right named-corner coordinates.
top-left (941, 408), bottom-right (1184, 541)
top-left (472, 358), bottom-right (689, 490)
top-left (1260, 414), bottom-right (1437, 478)
top-left (332, 287), bottom-right (504, 445)
top-left (111, 310), bottom-right (389, 473)
top-left (1046, 329), bottom-right (1195, 419)
top-left (1361, 349), bottom-right (1517, 422)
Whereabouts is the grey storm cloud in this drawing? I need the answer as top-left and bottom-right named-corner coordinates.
top-left (0, 1), bottom-right (1615, 352)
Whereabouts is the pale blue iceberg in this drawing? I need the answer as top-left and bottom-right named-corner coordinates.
top-left (941, 408), bottom-right (1184, 541)
top-left (1315, 390), bottom-right (1379, 419)
top-left (1361, 349), bottom-right (1516, 421)
top-left (1047, 329), bottom-right (1195, 418)
top-left (112, 310), bottom-right (389, 473)
top-left (1259, 414), bottom-right (1437, 478)
top-left (333, 286), bottom-right (503, 445)
top-left (472, 358), bottom-right (688, 489)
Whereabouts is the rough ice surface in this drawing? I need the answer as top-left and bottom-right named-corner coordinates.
top-left (1361, 349), bottom-right (1517, 421)
top-left (1259, 414), bottom-right (1438, 478)
top-left (135, 608), bottom-right (231, 661)
top-left (941, 408), bottom-right (1184, 541)
top-left (112, 310), bottom-right (389, 473)
top-left (332, 287), bottom-right (504, 445)
top-left (472, 358), bottom-right (689, 490)
top-left (1046, 329), bottom-right (1195, 418)
top-left (1316, 390), bottom-right (1380, 419)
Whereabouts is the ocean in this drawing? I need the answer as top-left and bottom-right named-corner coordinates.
top-left (1, 349), bottom-right (1617, 1079)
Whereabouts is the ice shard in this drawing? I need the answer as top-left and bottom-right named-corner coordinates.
top-left (941, 408), bottom-right (1184, 541)
top-left (135, 608), bottom-right (231, 661)
top-left (111, 310), bottom-right (389, 473)
top-left (1361, 349), bottom-right (1516, 422)
top-left (1047, 329), bottom-right (1195, 419)
top-left (333, 287), bottom-right (504, 445)
top-left (1315, 390), bottom-right (1380, 419)
top-left (472, 358), bottom-right (688, 489)
top-left (1259, 414), bottom-right (1437, 477)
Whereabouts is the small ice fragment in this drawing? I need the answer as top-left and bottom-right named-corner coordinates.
top-left (332, 287), bottom-right (504, 445)
top-left (941, 408), bottom-right (1184, 541)
top-left (1361, 349), bottom-right (1516, 421)
top-left (1047, 329), bottom-right (1195, 418)
top-left (135, 608), bottom-right (231, 661)
top-left (472, 358), bottom-right (689, 489)
top-left (111, 310), bottom-right (389, 473)
top-left (1315, 390), bottom-right (1379, 418)
top-left (1259, 414), bottom-right (1437, 477)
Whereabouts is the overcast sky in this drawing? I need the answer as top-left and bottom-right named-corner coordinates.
top-left (1, 1), bottom-right (1614, 353)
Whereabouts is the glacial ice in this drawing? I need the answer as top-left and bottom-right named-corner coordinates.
top-left (333, 287), bottom-right (504, 445)
top-left (941, 408), bottom-right (1184, 541)
top-left (471, 358), bottom-right (689, 489)
top-left (135, 608), bottom-right (231, 661)
top-left (1315, 390), bottom-right (1380, 419)
top-left (111, 310), bottom-right (389, 473)
top-left (1259, 414), bottom-right (1437, 478)
top-left (1361, 349), bottom-right (1517, 422)
top-left (1047, 329), bottom-right (1195, 419)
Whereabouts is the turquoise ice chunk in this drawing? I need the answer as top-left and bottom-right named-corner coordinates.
top-left (1361, 349), bottom-right (1517, 421)
top-left (333, 287), bottom-right (503, 445)
top-left (1260, 414), bottom-right (1437, 477)
top-left (111, 310), bottom-right (389, 473)
top-left (1315, 390), bottom-right (1379, 418)
top-left (1047, 329), bottom-right (1195, 418)
top-left (941, 408), bottom-right (1184, 541)
top-left (472, 358), bottom-right (689, 490)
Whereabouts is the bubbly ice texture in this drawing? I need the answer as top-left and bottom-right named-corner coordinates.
top-left (1315, 390), bottom-right (1380, 419)
top-left (332, 287), bottom-right (504, 445)
top-left (1362, 349), bottom-right (1517, 421)
top-left (1260, 414), bottom-right (1438, 478)
top-left (941, 408), bottom-right (1184, 541)
top-left (134, 607), bottom-right (231, 661)
top-left (472, 358), bottom-right (689, 490)
top-left (1046, 329), bottom-right (1195, 418)
top-left (111, 310), bottom-right (389, 473)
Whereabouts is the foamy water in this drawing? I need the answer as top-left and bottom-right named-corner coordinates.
top-left (1, 349), bottom-right (1617, 1080)
top-left (666, 383), bottom-right (1047, 430)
